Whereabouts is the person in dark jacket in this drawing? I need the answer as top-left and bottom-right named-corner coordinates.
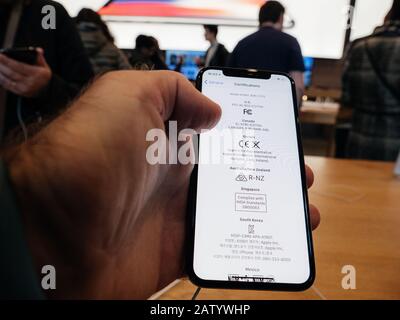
top-left (75, 8), bottom-right (131, 75)
top-left (0, 0), bottom-right (94, 140)
top-left (342, 0), bottom-right (400, 161)
top-left (203, 25), bottom-right (229, 68)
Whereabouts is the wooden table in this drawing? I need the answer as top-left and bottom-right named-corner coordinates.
top-left (158, 156), bottom-right (400, 300)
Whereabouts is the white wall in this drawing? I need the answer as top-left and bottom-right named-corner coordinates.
top-left (350, 0), bottom-right (393, 41)
top-left (107, 22), bottom-right (256, 52)
top-left (280, 0), bottom-right (349, 59)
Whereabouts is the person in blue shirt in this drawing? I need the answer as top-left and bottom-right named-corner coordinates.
top-left (228, 1), bottom-right (305, 107)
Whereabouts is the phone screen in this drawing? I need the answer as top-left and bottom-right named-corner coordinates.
top-left (191, 68), bottom-right (314, 289)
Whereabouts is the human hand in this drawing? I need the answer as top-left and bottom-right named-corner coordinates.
top-left (0, 47), bottom-right (52, 98)
top-left (5, 71), bottom-right (320, 299)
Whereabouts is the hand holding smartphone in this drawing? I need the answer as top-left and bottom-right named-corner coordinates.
top-left (0, 47), bottom-right (52, 98)
top-left (187, 67), bottom-right (315, 291)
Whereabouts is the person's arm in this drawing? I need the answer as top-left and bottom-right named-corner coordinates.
top-left (220, 45), bottom-right (230, 67)
top-left (288, 39), bottom-right (306, 108)
top-left (0, 160), bottom-right (44, 300)
top-left (2, 71), bottom-right (320, 299)
top-left (289, 71), bottom-right (305, 108)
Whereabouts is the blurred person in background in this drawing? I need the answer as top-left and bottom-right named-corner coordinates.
top-left (0, 0), bottom-right (93, 140)
top-left (129, 35), bottom-right (167, 70)
top-left (228, 1), bottom-right (305, 107)
top-left (148, 36), bottom-right (168, 70)
top-left (342, 0), bottom-right (400, 161)
top-left (75, 8), bottom-right (131, 75)
top-left (203, 25), bottom-right (229, 68)
top-left (129, 35), bottom-right (154, 70)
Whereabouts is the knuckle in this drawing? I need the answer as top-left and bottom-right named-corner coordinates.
top-left (97, 70), bottom-right (126, 83)
top-left (169, 70), bottom-right (186, 82)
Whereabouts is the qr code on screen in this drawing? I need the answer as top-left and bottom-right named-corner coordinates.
top-left (248, 225), bottom-right (255, 234)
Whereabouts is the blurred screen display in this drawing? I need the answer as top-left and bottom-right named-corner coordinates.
top-left (99, 0), bottom-right (264, 24)
top-left (165, 50), bottom-right (205, 80)
top-left (101, 0), bottom-right (349, 59)
top-left (303, 57), bottom-right (314, 88)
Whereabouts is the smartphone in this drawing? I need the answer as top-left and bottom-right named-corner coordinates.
top-left (0, 47), bottom-right (38, 65)
top-left (187, 67), bottom-right (315, 291)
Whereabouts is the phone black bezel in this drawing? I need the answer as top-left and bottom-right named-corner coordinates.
top-left (186, 67), bottom-right (315, 292)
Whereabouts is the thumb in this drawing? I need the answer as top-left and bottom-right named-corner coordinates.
top-left (157, 71), bottom-right (222, 133)
top-left (36, 47), bottom-right (49, 67)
